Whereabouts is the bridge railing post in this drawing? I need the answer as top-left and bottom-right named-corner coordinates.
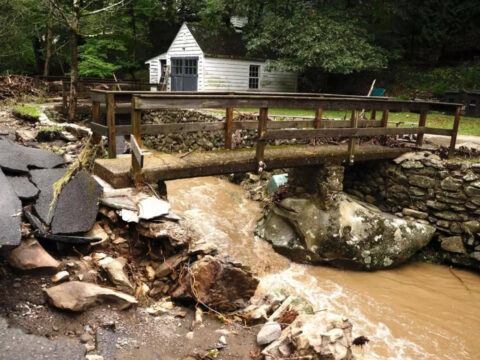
top-left (448, 106), bottom-right (461, 159)
top-left (225, 107), bottom-right (233, 149)
top-left (416, 110), bottom-right (428, 147)
top-left (348, 110), bottom-right (359, 165)
top-left (92, 101), bottom-right (101, 144)
top-left (311, 108), bottom-right (322, 145)
top-left (370, 109), bottom-right (376, 120)
top-left (255, 107), bottom-right (268, 172)
top-left (106, 93), bottom-right (116, 158)
top-left (131, 95), bottom-right (142, 146)
top-left (380, 109), bottom-right (389, 128)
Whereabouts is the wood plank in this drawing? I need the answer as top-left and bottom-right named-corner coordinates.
top-left (448, 107), bottom-right (461, 159)
top-left (255, 108), bottom-right (268, 170)
top-left (134, 94), bottom-right (460, 112)
top-left (424, 127), bottom-right (453, 136)
top-left (263, 126), bottom-right (425, 140)
top-left (106, 93), bottom-right (116, 158)
top-left (90, 122), bottom-right (108, 136)
top-left (370, 109), bottom-right (376, 120)
top-left (225, 107), bottom-right (233, 150)
top-left (416, 110), bottom-right (428, 146)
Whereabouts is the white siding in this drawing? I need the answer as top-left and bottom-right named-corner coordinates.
top-left (149, 60), bottom-right (160, 84)
top-left (203, 57), bottom-right (297, 92)
top-left (165, 23), bottom-right (204, 91)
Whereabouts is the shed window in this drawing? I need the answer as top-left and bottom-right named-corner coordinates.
top-left (249, 65), bottom-right (259, 89)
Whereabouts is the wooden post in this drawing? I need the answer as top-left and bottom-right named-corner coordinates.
top-left (311, 108), bottom-right (323, 145)
top-left (106, 93), bottom-right (116, 158)
top-left (130, 134), bottom-right (143, 186)
top-left (448, 106), bottom-right (461, 159)
top-left (255, 107), bottom-right (268, 172)
top-left (381, 109), bottom-right (389, 127)
top-left (370, 109), bottom-right (376, 120)
top-left (416, 110), bottom-right (428, 147)
top-left (91, 101), bottom-right (101, 144)
top-left (131, 96), bottom-right (142, 147)
top-left (348, 110), bottom-right (359, 165)
top-left (225, 107), bottom-right (233, 149)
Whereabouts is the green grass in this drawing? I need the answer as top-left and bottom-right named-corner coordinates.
top-left (13, 104), bottom-right (40, 118)
top-left (211, 108), bottom-right (480, 136)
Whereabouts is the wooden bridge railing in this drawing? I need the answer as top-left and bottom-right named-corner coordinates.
top-left (89, 91), bottom-right (462, 181)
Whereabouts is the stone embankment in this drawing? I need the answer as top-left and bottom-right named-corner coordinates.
top-left (142, 109), bottom-right (303, 153)
top-left (344, 152), bottom-right (480, 269)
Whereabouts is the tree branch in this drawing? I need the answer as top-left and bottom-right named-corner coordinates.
top-left (82, 0), bottom-right (127, 17)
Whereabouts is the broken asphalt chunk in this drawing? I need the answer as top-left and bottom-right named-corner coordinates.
top-left (0, 137), bottom-right (64, 173)
top-left (51, 170), bottom-right (102, 234)
top-left (30, 168), bottom-right (68, 225)
top-left (7, 175), bottom-right (39, 200)
top-left (0, 169), bottom-right (22, 247)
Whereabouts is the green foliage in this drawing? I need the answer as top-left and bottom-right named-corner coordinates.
top-left (79, 38), bottom-right (127, 77)
top-left (246, 4), bottom-right (387, 74)
top-left (393, 62), bottom-right (480, 97)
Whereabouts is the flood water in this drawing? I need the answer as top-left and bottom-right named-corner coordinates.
top-left (167, 176), bottom-right (480, 360)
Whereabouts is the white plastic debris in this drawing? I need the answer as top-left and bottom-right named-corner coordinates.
top-left (138, 197), bottom-right (171, 220)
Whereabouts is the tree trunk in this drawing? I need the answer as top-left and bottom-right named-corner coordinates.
top-left (68, 0), bottom-right (81, 122)
top-left (43, 4), bottom-right (54, 77)
top-left (68, 27), bottom-right (79, 122)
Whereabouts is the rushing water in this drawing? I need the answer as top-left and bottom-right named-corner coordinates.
top-left (167, 176), bottom-right (480, 360)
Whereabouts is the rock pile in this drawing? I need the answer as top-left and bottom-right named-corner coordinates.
top-left (344, 152), bottom-right (480, 269)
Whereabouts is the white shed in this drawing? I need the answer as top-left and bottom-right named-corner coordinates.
top-left (145, 23), bottom-right (297, 92)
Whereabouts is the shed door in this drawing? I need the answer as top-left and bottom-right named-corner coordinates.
top-left (170, 57), bottom-right (198, 91)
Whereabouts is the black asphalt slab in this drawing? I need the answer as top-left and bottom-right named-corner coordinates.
top-left (0, 169), bottom-right (22, 247)
top-left (0, 317), bottom-right (85, 360)
top-left (30, 168), bottom-right (68, 225)
top-left (0, 138), bottom-right (65, 173)
top-left (7, 175), bottom-right (39, 200)
top-left (51, 170), bottom-right (103, 234)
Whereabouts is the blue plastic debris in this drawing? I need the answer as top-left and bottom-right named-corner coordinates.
top-left (267, 174), bottom-right (288, 195)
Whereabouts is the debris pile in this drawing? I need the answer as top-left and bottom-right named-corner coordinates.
top-left (243, 292), bottom-right (355, 360)
top-left (0, 75), bottom-right (44, 100)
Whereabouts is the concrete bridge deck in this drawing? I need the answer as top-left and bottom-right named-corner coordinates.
top-left (94, 144), bottom-right (409, 188)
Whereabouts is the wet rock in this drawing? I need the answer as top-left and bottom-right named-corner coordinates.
top-left (0, 169), bottom-right (22, 247)
top-left (98, 257), bottom-right (134, 294)
top-left (402, 208), bottom-right (428, 219)
top-left (262, 312), bottom-right (353, 360)
top-left (0, 137), bottom-right (64, 173)
top-left (408, 175), bottom-right (435, 188)
top-left (441, 177), bottom-right (463, 191)
top-left (9, 238), bottom-right (60, 270)
top-left (257, 322), bottom-right (282, 346)
top-left (257, 193), bottom-right (435, 270)
top-left (440, 236), bottom-right (466, 254)
top-left (45, 281), bottom-right (137, 311)
top-left (30, 168), bottom-right (68, 224)
top-left (6, 175), bottom-right (39, 200)
top-left (172, 255), bottom-right (259, 312)
top-left (51, 170), bottom-right (102, 234)
top-left (136, 221), bottom-right (191, 247)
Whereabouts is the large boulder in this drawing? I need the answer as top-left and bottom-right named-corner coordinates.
top-left (257, 193), bottom-right (435, 270)
top-left (172, 255), bottom-right (259, 312)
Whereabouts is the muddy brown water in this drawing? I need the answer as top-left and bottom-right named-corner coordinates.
top-left (167, 177), bottom-right (480, 360)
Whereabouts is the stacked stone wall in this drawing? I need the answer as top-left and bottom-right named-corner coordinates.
top-left (343, 153), bottom-right (480, 268)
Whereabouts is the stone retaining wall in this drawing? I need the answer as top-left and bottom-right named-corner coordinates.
top-left (343, 152), bottom-right (480, 269)
top-left (141, 109), bottom-right (304, 153)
